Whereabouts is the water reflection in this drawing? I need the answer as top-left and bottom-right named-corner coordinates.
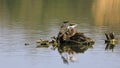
top-left (0, 0), bottom-right (93, 23)
top-left (105, 42), bottom-right (117, 52)
top-left (92, 0), bottom-right (120, 26)
top-left (52, 44), bottom-right (93, 64)
top-left (0, 0), bottom-right (120, 68)
top-left (35, 38), bottom-right (94, 64)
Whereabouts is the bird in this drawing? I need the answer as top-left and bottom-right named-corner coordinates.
top-left (60, 21), bottom-right (69, 28)
top-left (67, 23), bottom-right (77, 29)
top-left (66, 23), bottom-right (77, 37)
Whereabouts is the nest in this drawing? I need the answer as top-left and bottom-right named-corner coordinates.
top-left (57, 32), bottom-right (95, 45)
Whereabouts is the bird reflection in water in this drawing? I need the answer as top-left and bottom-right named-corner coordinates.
top-left (51, 43), bottom-right (93, 64)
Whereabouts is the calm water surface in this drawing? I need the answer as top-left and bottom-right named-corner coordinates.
top-left (0, 0), bottom-right (120, 68)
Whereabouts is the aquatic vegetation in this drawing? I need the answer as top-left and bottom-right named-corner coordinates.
top-left (36, 39), bottom-right (50, 48)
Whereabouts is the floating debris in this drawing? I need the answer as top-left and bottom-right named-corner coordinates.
top-left (36, 44), bottom-right (49, 48)
top-left (36, 39), bottom-right (42, 43)
top-left (36, 39), bottom-right (50, 48)
top-left (105, 32), bottom-right (118, 43)
top-left (36, 39), bottom-right (49, 45)
top-left (24, 43), bottom-right (30, 46)
top-left (105, 32), bottom-right (118, 52)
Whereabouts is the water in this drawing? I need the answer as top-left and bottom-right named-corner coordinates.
top-left (0, 0), bottom-right (120, 68)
